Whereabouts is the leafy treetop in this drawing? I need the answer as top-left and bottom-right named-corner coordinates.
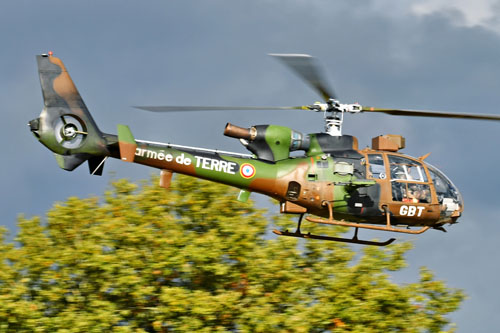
top-left (0, 175), bottom-right (464, 332)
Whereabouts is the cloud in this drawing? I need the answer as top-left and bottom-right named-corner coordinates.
top-left (410, 0), bottom-right (500, 33)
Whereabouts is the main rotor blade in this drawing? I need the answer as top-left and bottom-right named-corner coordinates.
top-left (362, 106), bottom-right (500, 121)
top-left (135, 105), bottom-right (309, 112)
top-left (269, 53), bottom-right (336, 102)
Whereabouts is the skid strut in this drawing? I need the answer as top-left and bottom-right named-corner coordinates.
top-left (273, 203), bottom-right (431, 246)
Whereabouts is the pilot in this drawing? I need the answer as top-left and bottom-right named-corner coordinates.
top-left (406, 186), bottom-right (430, 203)
top-left (406, 166), bottom-right (415, 181)
top-left (415, 188), bottom-right (431, 203)
top-left (392, 167), bottom-right (406, 180)
top-left (403, 193), bottom-right (418, 203)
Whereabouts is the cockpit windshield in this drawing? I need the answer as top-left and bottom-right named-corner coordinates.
top-left (425, 163), bottom-right (462, 205)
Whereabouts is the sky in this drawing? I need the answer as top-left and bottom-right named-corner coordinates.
top-left (2, 0), bottom-right (500, 331)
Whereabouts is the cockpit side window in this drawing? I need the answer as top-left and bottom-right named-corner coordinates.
top-left (389, 155), bottom-right (431, 203)
top-left (392, 182), bottom-right (431, 203)
top-left (388, 155), bottom-right (428, 182)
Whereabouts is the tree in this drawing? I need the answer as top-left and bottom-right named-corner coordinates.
top-left (0, 175), bottom-right (464, 332)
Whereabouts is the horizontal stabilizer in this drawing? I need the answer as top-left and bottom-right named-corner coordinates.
top-left (54, 153), bottom-right (88, 171)
top-left (117, 124), bottom-right (137, 162)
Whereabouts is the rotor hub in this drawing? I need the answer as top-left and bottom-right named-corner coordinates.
top-left (54, 115), bottom-right (88, 149)
top-left (62, 123), bottom-right (78, 139)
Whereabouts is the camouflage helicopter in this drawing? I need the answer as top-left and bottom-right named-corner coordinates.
top-left (29, 52), bottom-right (500, 246)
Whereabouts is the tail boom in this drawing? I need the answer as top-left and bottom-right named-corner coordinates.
top-left (128, 139), bottom-right (277, 193)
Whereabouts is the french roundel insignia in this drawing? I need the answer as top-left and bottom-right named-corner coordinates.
top-left (240, 163), bottom-right (256, 179)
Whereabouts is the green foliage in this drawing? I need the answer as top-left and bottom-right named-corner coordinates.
top-left (0, 175), bottom-right (464, 332)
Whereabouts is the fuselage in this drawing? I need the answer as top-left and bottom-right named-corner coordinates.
top-left (103, 132), bottom-right (463, 229)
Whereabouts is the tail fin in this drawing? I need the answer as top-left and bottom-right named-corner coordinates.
top-left (30, 54), bottom-right (110, 174)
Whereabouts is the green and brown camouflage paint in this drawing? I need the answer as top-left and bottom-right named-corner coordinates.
top-left (30, 54), bottom-right (463, 231)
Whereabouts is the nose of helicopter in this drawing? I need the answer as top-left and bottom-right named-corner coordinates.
top-left (424, 162), bottom-right (464, 223)
top-left (442, 195), bottom-right (463, 218)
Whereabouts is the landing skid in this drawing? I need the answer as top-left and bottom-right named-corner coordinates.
top-left (272, 214), bottom-right (395, 246)
top-left (272, 228), bottom-right (395, 246)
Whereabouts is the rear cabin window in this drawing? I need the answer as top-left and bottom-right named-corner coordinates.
top-left (368, 154), bottom-right (386, 179)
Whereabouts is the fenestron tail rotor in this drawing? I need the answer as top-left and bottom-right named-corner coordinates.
top-left (54, 115), bottom-right (88, 149)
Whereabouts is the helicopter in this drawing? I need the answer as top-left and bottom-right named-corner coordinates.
top-left (29, 52), bottom-right (500, 246)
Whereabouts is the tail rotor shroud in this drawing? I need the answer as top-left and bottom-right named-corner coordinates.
top-left (54, 115), bottom-right (88, 149)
